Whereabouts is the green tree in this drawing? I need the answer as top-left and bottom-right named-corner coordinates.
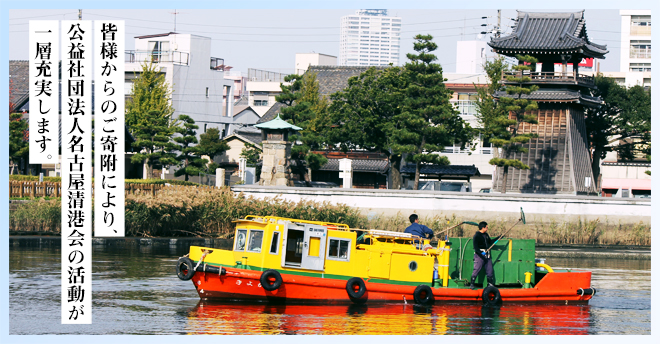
top-left (276, 72), bottom-right (329, 178)
top-left (173, 115), bottom-right (208, 181)
top-left (197, 127), bottom-right (229, 173)
top-left (488, 55), bottom-right (540, 193)
top-left (125, 62), bottom-right (178, 179)
top-left (327, 66), bottom-right (408, 189)
top-left (391, 34), bottom-right (472, 190)
top-left (475, 56), bottom-right (510, 148)
top-left (240, 144), bottom-right (262, 181)
top-left (9, 113), bottom-right (28, 175)
top-left (586, 75), bottom-right (651, 181)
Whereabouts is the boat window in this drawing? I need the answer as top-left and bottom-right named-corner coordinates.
top-left (327, 238), bottom-right (351, 261)
top-left (270, 232), bottom-right (280, 254)
top-left (247, 230), bottom-right (264, 253)
top-left (235, 229), bottom-right (247, 251)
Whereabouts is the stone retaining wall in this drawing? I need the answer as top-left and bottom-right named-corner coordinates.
top-left (232, 185), bottom-right (651, 224)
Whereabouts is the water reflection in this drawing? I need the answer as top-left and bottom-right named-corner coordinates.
top-left (185, 301), bottom-right (592, 335)
top-left (9, 245), bottom-right (649, 335)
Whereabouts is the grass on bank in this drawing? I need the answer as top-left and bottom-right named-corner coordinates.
top-left (8, 186), bottom-right (651, 246)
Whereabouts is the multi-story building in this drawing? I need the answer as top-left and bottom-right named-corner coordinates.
top-left (339, 9), bottom-right (401, 66)
top-left (125, 32), bottom-right (235, 138)
top-left (620, 10), bottom-right (651, 81)
top-left (295, 53), bottom-right (337, 75)
top-left (245, 68), bottom-right (288, 117)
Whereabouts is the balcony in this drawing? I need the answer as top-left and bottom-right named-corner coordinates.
top-left (450, 100), bottom-right (477, 116)
top-left (125, 50), bottom-right (189, 65)
top-left (210, 57), bottom-right (225, 71)
top-left (630, 48), bottom-right (651, 59)
top-left (502, 71), bottom-right (595, 88)
top-left (630, 25), bottom-right (651, 36)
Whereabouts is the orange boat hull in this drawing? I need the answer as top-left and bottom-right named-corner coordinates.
top-left (190, 267), bottom-right (594, 304)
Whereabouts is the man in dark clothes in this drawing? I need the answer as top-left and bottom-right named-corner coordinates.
top-left (404, 214), bottom-right (434, 240)
top-left (470, 221), bottom-right (503, 289)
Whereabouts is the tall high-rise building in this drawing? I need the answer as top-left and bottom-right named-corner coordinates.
top-left (339, 9), bottom-right (401, 66)
top-left (619, 10), bottom-right (651, 87)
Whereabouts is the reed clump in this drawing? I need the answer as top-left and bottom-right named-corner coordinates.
top-left (9, 198), bottom-right (61, 233)
top-left (124, 186), bottom-right (366, 237)
top-left (8, 186), bottom-right (651, 246)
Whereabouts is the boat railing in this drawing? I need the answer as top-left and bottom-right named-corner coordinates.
top-left (241, 215), bottom-right (350, 230)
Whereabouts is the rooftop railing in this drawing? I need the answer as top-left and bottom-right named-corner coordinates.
top-left (125, 50), bottom-right (190, 65)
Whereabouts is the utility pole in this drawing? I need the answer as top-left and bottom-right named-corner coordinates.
top-left (496, 9), bottom-right (501, 37)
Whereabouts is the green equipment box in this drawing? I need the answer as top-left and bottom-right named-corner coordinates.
top-left (446, 237), bottom-right (536, 287)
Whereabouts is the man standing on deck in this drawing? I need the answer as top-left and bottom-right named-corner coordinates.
top-left (470, 221), bottom-right (503, 289)
top-left (404, 214), bottom-right (435, 240)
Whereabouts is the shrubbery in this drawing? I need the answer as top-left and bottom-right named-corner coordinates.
top-left (7, 185), bottom-right (652, 246)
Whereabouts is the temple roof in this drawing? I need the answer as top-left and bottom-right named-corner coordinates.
top-left (488, 11), bottom-right (608, 58)
top-left (494, 89), bottom-right (602, 107)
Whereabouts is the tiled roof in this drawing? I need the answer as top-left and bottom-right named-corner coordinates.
top-left (307, 65), bottom-right (386, 96)
top-left (318, 159), bottom-right (389, 173)
top-left (494, 89), bottom-right (602, 106)
top-left (9, 61), bottom-right (29, 112)
top-left (400, 164), bottom-right (481, 176)
top-left (233, 125), bottom-right (262, 145)
top-left (488, 11), bottom-right (608, 58)
top-left (256, 102), bottom-right (284, 124)
top-left (233, 95), bottom-right (249, 106)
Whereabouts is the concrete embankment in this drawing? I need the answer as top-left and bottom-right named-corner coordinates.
top-left (9, 236), bottom-right (649, 260)
top-left (232, 185), bottom-right (651, 224)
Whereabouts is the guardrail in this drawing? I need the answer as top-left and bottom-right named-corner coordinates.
top-left (125, 50), bottom-right (190, 65)
top-left (8, 181), bottom-right (216, 198)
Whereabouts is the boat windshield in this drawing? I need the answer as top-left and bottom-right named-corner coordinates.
top-left (235, 229), bottom-right (247, 251)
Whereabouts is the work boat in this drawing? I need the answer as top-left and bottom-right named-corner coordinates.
top-left (176, 216), bottom-right (596, 305)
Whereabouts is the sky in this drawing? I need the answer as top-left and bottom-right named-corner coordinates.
top-left (7, 8), bottom-right (625, 75)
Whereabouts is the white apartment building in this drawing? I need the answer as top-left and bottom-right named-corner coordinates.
top-left (339, 9), bottom-right (401, 66)
top-left (125, 33), bottom-right (235, 138)
top-left (295, 53), bottom-right (337, 75)
top-left (455, 41), bottom-right (492, 74)
top-left (619, 10), bottom-right (651, 87)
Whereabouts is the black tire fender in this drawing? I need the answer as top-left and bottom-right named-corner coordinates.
top-left (413, 284), bottom-right (435, 305)
top-left (346, 277), bottom-right (367, 300)
top-left (482, 285), bottom-right (502, 305)
top-left (260, 269), bottom-right (283, 291)
top-left (176, 257), bottom-right (196, 281)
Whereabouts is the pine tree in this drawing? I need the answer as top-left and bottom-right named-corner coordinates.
top-left (327, 66), bottom-right (408, 189)
top-left (276, 72), bottom-right (329, 179)
top-left (586, 75), bottom-right (651, 182)
top-left (391, 34), bottom-right (472, 190)
top-left (489, 55), bottom-right (540, 193)
top-left (125, 62), bottom-right (178, 179)
top-left (173, 115), bottom-right (208, 181)
top-left (9, 113), bottom-right (28, 175)
top-left (197, 127), bottom-right (229, 173)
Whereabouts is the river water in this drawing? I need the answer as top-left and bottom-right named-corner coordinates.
top-left (9, 245), bottom-right (651, 335)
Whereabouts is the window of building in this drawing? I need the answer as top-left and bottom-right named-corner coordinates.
top-left (253, 100), bottom-right (268, 106)
top-left (630, 40), bottom-right (651, 58)
top-left (630, 63), bottom-right (651, 72)
top-left (148, 40), bottom-right (169, 62)
top-left (327, 238), bottom-right (351, 261)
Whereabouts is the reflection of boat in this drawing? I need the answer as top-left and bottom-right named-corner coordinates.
top-left (186, 301), bottom-right (591, 335)
top-left (176, 216), bottom-right (595, 305)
